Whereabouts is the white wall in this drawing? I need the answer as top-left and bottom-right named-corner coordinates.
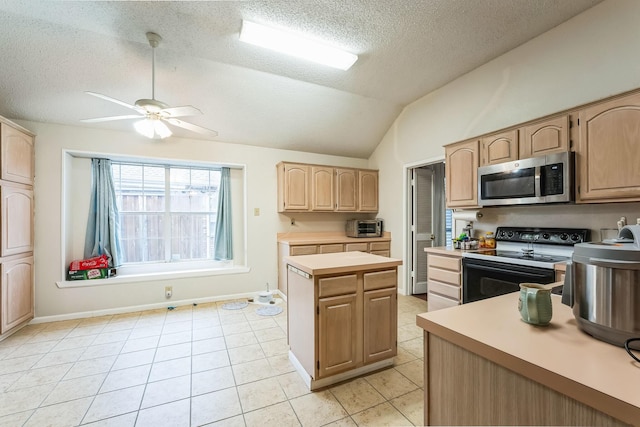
top-left (370, 0), bottom-right (640, 290)
top-left (22, 120), bottom-right (368, 318)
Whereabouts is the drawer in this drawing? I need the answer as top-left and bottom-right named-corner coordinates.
top-left (427, 267), bottom-right (460, 286)
top-left (318, 274), bottom-right (357, 298)
top-left (345, 242), bottom-right (368, 252)
top-left (290, 245), bottom-right (317, 256)
top-left (427, 254), bottom-right (461, 271)
top-left (369, 241), bottom-right (390, 252)
top-left (370, 250), bottom-right (390, 257)
top-left (427, 292), bottom-right (460, 312)
top-left (363, 269), bottom-right (396, 291)
top-left (318, 244), bottom-right (344, 254)
top-left (428, 280), bottom-right (461, 300)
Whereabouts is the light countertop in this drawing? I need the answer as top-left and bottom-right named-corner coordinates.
top-left (284, 251), bottom-right (402, 276)
top-left (416, 293), bottom-right (640, 425)
top-left (278, 231), bottom-right (391, 245)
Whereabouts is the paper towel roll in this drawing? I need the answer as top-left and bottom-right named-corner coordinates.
top-left (451, 210), bottom-right (483, 222)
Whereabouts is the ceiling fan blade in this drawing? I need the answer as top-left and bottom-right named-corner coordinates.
top-left (85, 91), bottom-right (145, 113)
top-left (165, 118), bottom-right (218, 137)
top-left (160, 105), bottom-right (202, 118)
top-left (81, 114), bottom-right (143, 123)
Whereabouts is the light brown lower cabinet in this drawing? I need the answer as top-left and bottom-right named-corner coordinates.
top-left (288, 266), bottom-right (398, 389)
top-left (426, 251), bottom-right (462, 311)
top-left (1, 255), bottom-right (34, 334)
top-left (424, 334), bottom-right (629, 426)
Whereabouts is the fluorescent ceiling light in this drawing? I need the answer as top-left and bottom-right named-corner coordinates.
top-left (239, 20), bottom-right (358, 71)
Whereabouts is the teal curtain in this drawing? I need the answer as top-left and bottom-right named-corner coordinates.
top-left (214, 167), bottom-right (233, 260)
top-left (84, 158), bottom-right (123, 267)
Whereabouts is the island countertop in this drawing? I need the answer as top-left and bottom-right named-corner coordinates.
top-left (285, 251), bottom-right (402, 276)
top-left (416, 293), bottom-right (640, 425)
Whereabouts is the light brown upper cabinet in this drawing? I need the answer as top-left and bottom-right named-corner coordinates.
top-left (520, 115), bottom-right (570, 159)
top-left (311, 166), bottom-right (334, 211)
top-left (480, 130), bottom-right (519, 166)
top-left (445, 139), bottom-right (480, 208)
top-left (335, 168), bottom-right (358, 211)
top-left (277, 162), bottom-right (378, 212)
top-left (576, 92), bottom-right (640, 203)
top-left (1, 184), bottom-right (34, 257)
top-left (358, 170), bottom-right (378, 212)
top-left (277, 163), bottom-right (310, 212)
top-left (1, 123), bottom-right (34, 186)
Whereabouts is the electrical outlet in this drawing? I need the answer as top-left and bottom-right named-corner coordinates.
top-left (254, 208), bottom-right (260, 216)
top-left (165, 286), bottom-right (172, 299)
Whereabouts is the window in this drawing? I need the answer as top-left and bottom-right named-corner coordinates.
top-left (111, 162), bottom-right (222, 265)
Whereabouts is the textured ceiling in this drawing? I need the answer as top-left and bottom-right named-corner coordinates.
top-left (0, 0), bottom-right (601, 158)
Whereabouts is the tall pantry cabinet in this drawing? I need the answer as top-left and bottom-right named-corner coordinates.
top-left (0, 117), bottom-right (35, 340)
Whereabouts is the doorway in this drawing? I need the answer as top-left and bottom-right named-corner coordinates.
top-left (407, 161), bottom-right (449, 296)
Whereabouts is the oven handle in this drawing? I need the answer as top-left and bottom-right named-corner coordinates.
top-left (534, 165), bottom-right (542, 197)
top-left (464, 261), bottom-right (551, 279)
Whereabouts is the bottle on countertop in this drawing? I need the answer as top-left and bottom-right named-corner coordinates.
top-left (484, 232), bottom-right (496, 249)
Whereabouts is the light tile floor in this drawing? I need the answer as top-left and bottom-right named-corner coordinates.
top-left (0, 295), bottom-right (427, 427)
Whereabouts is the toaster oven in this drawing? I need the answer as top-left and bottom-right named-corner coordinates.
top-left (346, 219), bottom-right (383, 238)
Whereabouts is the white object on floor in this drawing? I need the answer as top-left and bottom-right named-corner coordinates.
top-left (258, 291), bottom-right (273, 303)
top-left (221, 301), bottom-right (249, 310)
top-left (256, 305), bottom-right (283, 316)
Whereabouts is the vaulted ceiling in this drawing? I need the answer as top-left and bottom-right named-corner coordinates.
top-left (0, 0), bottom-right (601, 158)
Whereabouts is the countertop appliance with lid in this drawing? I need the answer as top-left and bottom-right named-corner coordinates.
top-left (462, 226), bottom-right (589, 303)
top-left (563, 224), bottom-right (640, 348)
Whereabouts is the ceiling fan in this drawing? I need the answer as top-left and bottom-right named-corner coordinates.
top-left (81, 32), bottom-right (218, 140)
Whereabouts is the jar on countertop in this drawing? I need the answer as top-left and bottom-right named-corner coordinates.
top-left (484, 232), bottom-right (496, 249)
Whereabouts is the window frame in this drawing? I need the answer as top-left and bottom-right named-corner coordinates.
top-left (60, 150), bottom-right (247, 286)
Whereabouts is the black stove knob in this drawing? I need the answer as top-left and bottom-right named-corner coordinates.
top-left (560, 233), bottom-right (569, 241)
top-left (542, 233), bottom-right (550, 240)
top-left (507, 231), bottom-right (514, 238)
top-left (498, 230), bottom-right (507, 238)
top-left (570, 233), bottom-right (581, 242)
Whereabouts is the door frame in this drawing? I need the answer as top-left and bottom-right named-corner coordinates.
top-left (402, 156), bottom-right (445, 296)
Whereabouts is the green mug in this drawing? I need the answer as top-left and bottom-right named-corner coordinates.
top-left (518, 283), bottom-right (552, 325)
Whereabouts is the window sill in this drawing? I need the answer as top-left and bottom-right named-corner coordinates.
top-left (56, 266), bottom-right (251, 289)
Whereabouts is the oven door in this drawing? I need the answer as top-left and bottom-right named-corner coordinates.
top-left (462, 258), bottom-right (555, 303)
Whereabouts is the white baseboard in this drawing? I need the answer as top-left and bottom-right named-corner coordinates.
top-left (30, 291), bottom-right (259, 324)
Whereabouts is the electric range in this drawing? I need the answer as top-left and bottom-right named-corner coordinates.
top-left (461, 227), bottom-right (590, 303)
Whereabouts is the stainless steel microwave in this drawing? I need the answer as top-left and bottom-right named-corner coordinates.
top-left (477, 152), bottom-right (574, 206)
top-left (346, 219), bottom-right (383, 238)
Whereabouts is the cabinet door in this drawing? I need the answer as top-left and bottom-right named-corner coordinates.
top-left (1, 184), bottom-right (34, 256)
top-left (445, 139), bottom-right (479, 208)
top-left (363, 288), bottom-right (397, 364)
top-left (335, 169), bottom-right (358, 211)
top-left (1, 256), bottom-right (34, 333)
top-left (318, 294), bottom-right (359, 378)
top-left (481, 130), bottom-right (518, 166)
top-left (520, 115), bottom-right (569, 159)
top-left (318, 244), bottom-right (344, 254)
top-left (311, 166), bottom-right (334, 211)
top-left (1, 123), bottom-right (34, 185)
top-left (279, 163), bottom-right (309, 211)
top-left (577, 92), bottom-right (640, 202)
top-left (358, 170), bottom-right (378, 212)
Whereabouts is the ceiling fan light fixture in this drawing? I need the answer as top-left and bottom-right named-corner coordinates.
top-left (134, 118), bottom-right (172, 139)
top-left (239, 20), bottom-right (358, 71)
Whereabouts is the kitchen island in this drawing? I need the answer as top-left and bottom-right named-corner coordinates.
top-left (416, 293), bottom-right (640, 426)
top-left (285, 251), bottom-right (402, 390)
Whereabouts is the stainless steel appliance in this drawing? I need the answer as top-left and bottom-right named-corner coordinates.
top-left (462, 226), bottom-right (589, 303)
top-left (345, 218), bottom-right (383, 238)
top-left (478, 152), bottom-right (574, 206)
top-left (562, 224), bottom-right (640, 348)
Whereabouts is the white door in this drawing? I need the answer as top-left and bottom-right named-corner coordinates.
top-left (410, 163), bottom-right (446, 295)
